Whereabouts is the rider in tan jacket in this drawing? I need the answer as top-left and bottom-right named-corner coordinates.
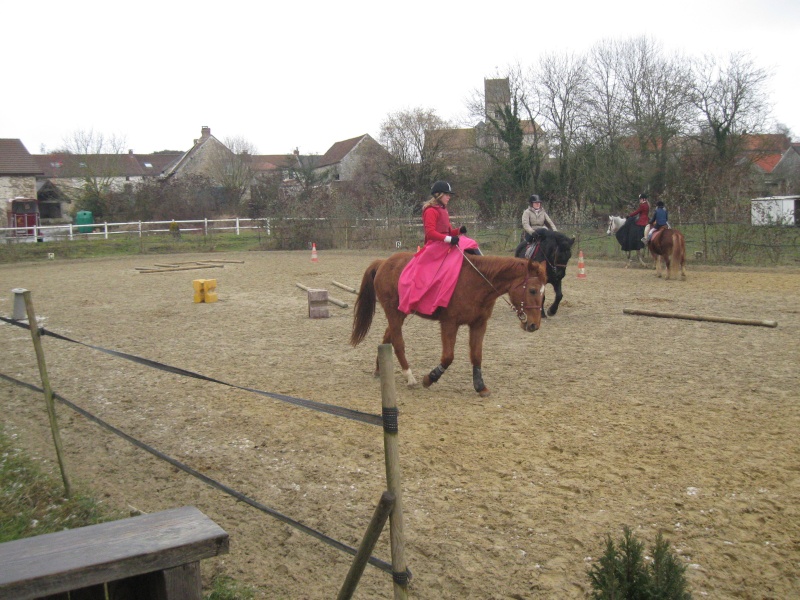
top-left (515, 195), bottom-right (556, 256)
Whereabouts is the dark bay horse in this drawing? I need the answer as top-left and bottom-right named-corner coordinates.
top-left (350, 252), bottom-right (547, 397)
top-left (648, 228), bottom-right (687, 280)
top-left (514, 228), bottom-right (575, 317)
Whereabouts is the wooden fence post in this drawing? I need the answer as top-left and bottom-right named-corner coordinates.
top-left (378, 344), bottom-right (408, 600)
top-left (22, 290), bottom-right (72, 498)
top-left (337, 491), bottom-right (395, 600)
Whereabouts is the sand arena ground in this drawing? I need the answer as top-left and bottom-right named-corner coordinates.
top-left (1, 249), bottom-right (798, 599)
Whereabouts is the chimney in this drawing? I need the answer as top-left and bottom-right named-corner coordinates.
top-left (201, 126), bottom-right (211, 139)
top-left (128, 149), bottom-right (133, 154)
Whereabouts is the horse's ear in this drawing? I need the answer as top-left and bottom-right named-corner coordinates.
top-left (569, 237), bottom-right (575, 247)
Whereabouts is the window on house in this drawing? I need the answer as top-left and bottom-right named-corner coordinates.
top-left (144, 162), bottom-right (153, 168)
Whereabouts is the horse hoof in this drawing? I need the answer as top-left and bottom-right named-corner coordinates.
top-left (422, 375), bottom-right (433, 388)
top-left (478, 387), bottom-right (491, 398)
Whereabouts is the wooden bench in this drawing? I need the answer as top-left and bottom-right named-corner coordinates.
top-left (0, 506), bottom-right (229, 600)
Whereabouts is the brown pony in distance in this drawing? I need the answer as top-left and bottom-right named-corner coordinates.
top-left (648, 229), bottom-right (687, 280)
top-left (350, 252), bottom-right (547, 397)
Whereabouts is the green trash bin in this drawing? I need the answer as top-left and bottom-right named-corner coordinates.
top-left (76, 211), bottom-right (94, 234)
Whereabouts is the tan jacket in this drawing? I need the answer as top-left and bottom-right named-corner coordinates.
top-left (521, 207), bottom-right (556, 235)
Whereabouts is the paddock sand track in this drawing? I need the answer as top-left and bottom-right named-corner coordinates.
top-left (1, 250), bottom-right (799, 599)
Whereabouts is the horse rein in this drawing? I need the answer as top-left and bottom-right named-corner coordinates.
top-left (459, 248), bottom-right (532, 324)
top-left (528, 240), bottom-right (567, 272)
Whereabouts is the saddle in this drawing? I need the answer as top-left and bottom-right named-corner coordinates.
top-left (649, 226), bottom-right (670, 244)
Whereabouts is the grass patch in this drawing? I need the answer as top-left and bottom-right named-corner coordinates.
top-left (0, 426), bottom-right (124, 543)
top-left (205, 575), bottom-right (257, 600)
top-left (0, 426), bottom-right (257, 598)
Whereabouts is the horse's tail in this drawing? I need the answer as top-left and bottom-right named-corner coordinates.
top-left (672, 230), bottom-right (686, 268)
top-left (350, 259), bottom-right (382, 347)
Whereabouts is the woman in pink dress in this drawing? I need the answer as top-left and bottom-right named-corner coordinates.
top-left (398, 181), bottom-right (480, 315)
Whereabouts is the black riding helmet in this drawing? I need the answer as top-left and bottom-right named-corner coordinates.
top-left (431, 181), bottom-right (455, 195)
top-left (529, 194), bottom-right (542, 204)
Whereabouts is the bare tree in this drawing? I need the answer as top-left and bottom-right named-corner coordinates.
top-left (690, 51), bottom-right (772, 162)
top-left (617, 37), bottom-right (694, 195)
top-left (57, 129), bottom-right (128, 217)
top-left (379, 107), bottom-right (453, 203)
top-left (533, 51), bottom-right (590, 217)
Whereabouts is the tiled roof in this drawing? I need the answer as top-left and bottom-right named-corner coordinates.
top-left (753, 154), bottom-right (782, 173)
top-left (425, 128), bottom-right (477, 150)
top-left (33, 152), bottom-right (181, 178)
top-left (316, 135), bottom-right (367, 168)
top-left (742, 133), bottom-right (791, 153)
top-left (250, 154), bottom-right (297, 171)
top-left (0, 139), bottom-right (43, 176)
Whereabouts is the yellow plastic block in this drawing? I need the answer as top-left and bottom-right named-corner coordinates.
top-left (193, 279), bottom-right (206, 303)
top-left (193, 278), bottom-right (218, 303)
top-left (204, 279), bottom-right (217, 302)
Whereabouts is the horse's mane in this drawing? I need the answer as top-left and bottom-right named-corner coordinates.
top-left (466, 254), bottom-right (525, 280)
top-left (535, 229), bottom-right (574, 257)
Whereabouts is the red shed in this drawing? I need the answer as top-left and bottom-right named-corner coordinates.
top-left (6, 197), bottom-right (40, 237)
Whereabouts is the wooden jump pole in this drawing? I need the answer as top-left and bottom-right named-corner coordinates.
top-left (20, 290), bottom-right (72, 498)
top-left (623, 308), bottom-right (778, 328)
top-left (295, 283), bottom-right (349, 308)
top-left (378, 344), bottom-right (408, 600)
top-left (336, 491), bottom-right (395, 600)
top-left (332, 280), bottom-right (357, 294)
top-left (138, 265), bottom-right (224, 273)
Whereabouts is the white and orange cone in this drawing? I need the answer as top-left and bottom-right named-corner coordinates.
top-left (576, 250), bottom-right (586, 279)
top-left (311, 243), bottom-right (318, 262)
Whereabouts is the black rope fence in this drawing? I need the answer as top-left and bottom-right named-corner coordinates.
top-left (0, 316), bottom-right (381, 427)
top-left (0, 316), bottom-right (399, 578)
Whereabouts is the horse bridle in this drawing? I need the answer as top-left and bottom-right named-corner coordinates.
top-left (529, 240), bottom-right (567, 274)
top-left (460, 248), bottom-right (534, 324)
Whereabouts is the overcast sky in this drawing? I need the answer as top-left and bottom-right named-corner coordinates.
top-left (3, 0), bottom-right (798, 156)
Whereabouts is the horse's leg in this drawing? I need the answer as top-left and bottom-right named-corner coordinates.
top-left (547, 280), bottom-right (563, 316)
top-left (468, 320), bottom-right (490, 397)
top-left (422, 321), bottom-right (457, 389)
top-left (540, 289), bottom-right (548, 319)
top-left (379, 312), bottom-right (417, 386)
top-left (624, 251), bottom-right (631, 269)
top-left (638, 249), bottom-right (647, 267)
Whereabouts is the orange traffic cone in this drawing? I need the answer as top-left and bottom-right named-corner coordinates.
top-left (576, 250), bottom-right (586, 279)
top-left (311, 243), bottom-right (318, 262)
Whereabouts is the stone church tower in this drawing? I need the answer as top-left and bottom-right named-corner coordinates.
top-left (484, 78), bottom-right (511, 121)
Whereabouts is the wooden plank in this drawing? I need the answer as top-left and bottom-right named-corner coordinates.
top-left (331, 280), bottom-right (357, 294)
top-left (0, 506), bottom-right (229, 600)
top-left (623, 308), bottom-right (778, 328)
top-left (138, 265), bottom-right (224, 274)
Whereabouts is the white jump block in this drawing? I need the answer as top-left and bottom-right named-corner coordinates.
top-left (307, 288), bottom-right (329, 319)
top-left (12, 288), bottom-right (28, 321)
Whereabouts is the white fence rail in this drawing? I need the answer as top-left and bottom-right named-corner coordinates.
top-left (1, 217), bottom-right (432, 243)
top-left (0, 218), bottom-right (274, 242)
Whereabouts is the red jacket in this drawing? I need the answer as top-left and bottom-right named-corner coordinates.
top-left (628, 201), bottom-right (650, 226)
top-left (422, 205), bottom-right (459, 243)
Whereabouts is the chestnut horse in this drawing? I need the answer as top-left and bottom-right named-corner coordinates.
top-left (648, 228), bottom-right (687, 280)
top-left (350, 252), bottom-right (547, 397)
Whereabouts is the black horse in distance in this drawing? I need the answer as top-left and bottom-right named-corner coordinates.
top-left (514, 228), bottom-right (575, 317)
